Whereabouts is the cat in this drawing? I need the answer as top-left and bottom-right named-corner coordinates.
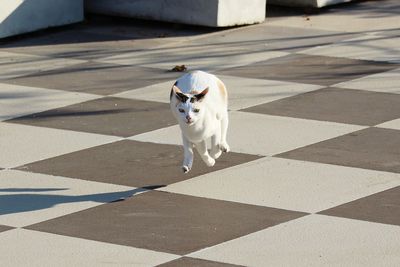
top-left (170, 70), bottom-right (230, 173)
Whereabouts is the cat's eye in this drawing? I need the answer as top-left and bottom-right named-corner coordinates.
top-left (193, 108), bottom-right (200, 113)
top-left (178, 108), bottom-right (185, 113)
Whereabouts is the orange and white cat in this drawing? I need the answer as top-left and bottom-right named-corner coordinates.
top-left (170, 71), bottom-right (230, 173)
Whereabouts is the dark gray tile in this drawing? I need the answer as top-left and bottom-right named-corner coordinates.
top-left (0, 225), bottom-right (13, 233)
top-left (17, 140), bottom-right (262, 188)
top-left (26, 191), bottom-right (307, 255)
top-left (0, 31), bottom-right (141, 60)
top-left (77, 15), bottom-right (216, 40)
top-left (1, 40), bottom-right (155, 61)
top-left (3, 62), bottom-right (180, 96)
top-left (276, 127), bottom-right (400, 173)
top-left (8, 97), bottom-right (176, 137)
top-left (320, 186), bottom-right (400, 226)
top-left (158, 257), bottom-right (244, 267)
top-left (242, 87), bottom-right (400, 126)
top-left (0, 17), bottom-right (216, 60)
top-left (216, 54), bottom-right (398, 86)
top-left (0, 29), bottom-right (131, 47)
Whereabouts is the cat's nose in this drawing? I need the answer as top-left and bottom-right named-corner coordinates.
top-left (186, 115), bottom-right (191, 121)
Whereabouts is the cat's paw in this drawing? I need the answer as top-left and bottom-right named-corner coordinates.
top-left (205, 157), bottom-right (215, 167)
top-left (219, 142), bottom-right (230, 153)
top-left (182, 165), bottom-right (191, 173)
top-left (210, 149), bottom-right (222, 159)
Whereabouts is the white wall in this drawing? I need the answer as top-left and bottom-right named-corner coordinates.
top-left (0, 0), bottom-right (84, 38)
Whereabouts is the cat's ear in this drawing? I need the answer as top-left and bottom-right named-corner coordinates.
top-left (194, 87), bottom-right (209, 102)
top-left (172, 85), bottom-right (189, 103)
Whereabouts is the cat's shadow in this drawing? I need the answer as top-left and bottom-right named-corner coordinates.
top-left (0, 186), bottom-right (164, 215)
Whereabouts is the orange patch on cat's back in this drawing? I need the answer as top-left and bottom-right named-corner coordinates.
top-left (217, 78), bottom-right (228, 102)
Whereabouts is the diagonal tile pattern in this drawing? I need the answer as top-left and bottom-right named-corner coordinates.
top-left (17, 140), bottom-right (261, 188)
top-left (99, 44), bottom-right (289, 72)
top-left (0, 83), bottom-right (100, 121)
top-left (158, 257), bottom-right (244, 267)
top-left (188, 24), bottom-right (356, 52)
top-left (113, 75), bottom-right (324, 110)
top-left (0, 51), bottom-right (85, 79)
top-left (0, 228), bottom-right (179, 267)
top-left (189, 215), bottom-right (400, 267)
top-left (242, 87), bottom-right (400, 126)
top-left (319, 186), bottom-right (400, 226)
top-left (0, 122), bottom-right (118, 168)
top-left (333, 67), bottom-right (400, 94)
top-left (0, 225), bottom-right (13, 233)
top-left (1, 1), bottom-right (400, 265)
top-left (377, 119), bottom-right (400, 130)
top-left (216, 53), bottom-right (397, 86)
top-left (3, 62), bottom-right (182, 96)
top-left (0, 170), bottom-right (139, 227)
top-left (130, 112), bottom-right (365, 156)
top-left (301, 34), bottom-right (400, 63)
top-left (26, 190), bottom-right (307, 255)
top-left (8, 97), bottom-right (177, 137)
top-left (277, 127), bottom-right (400, 173)
top-left (162, 157), bottom-right (400, 213)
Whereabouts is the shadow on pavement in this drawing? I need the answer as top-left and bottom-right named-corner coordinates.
top-left (0, 187), bottom-right (149, 215)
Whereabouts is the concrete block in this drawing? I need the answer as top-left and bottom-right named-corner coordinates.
top-left (85, 0), bottom-right (266, 27)
top-left (268, 0), bottom-right (353, 8)
top-left (0, 0), bottom-right (84, 39)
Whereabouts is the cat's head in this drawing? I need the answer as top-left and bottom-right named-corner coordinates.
top-left (171, 85), bottom-right (209, 126)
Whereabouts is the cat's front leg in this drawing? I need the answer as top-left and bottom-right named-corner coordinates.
top-left (195, 140), bottom-right (215, 167)
top-left (210, 131), bottom-right (222, 160)
top-left (182, 135), bottom-right (194, 173)
top-left (220, 113), bottom-right (230, 153)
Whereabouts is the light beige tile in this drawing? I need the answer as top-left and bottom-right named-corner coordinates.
top-left (334, 68), bottom-right (400, 94)
top-left (0, 51), bottom-right (85, 79)
top-left (99, 45), bottom-right (288, 71)
top-left (301, 34), bottom-right (400, 63)
top-left (112, 80), bottom-right (174, 104)
top-left (0, 229), bottom-right (178, 267)
top-left (164, 157), bottom-right (400, 213)
top-left (130, 111), bottom-right (365, 156)
top-left (0, 122), bottom-right (119, 168)
top-left (376, 119), bottom-right (400, 130)
top-left (0, 83), bottom-right (100, 121)
top-left (190, 214), bottom-right (400, 267)
top-left (113, 75), bottom-right (323, 111)
top-left (0, 170), bottom-right (139, 227)
top-left (222, 76), bottom-right (323, 110)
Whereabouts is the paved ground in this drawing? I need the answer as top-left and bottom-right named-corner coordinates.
top-left (0, 0), bottom-right (399, 266)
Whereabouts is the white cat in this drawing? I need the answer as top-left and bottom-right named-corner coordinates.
top-left (170, 70), bottom-right (230, 173)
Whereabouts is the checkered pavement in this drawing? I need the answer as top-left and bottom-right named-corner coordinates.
top-left (0, 1), bottom-right (400, 266)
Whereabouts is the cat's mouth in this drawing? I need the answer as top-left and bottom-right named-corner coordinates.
top-left (186, 119), bottom-right (194, 125)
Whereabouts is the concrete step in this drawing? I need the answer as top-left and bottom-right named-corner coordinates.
top-left (269, 0), bottom-right (354, 8)
top-left (84, 0), bottom-right (267, 27)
